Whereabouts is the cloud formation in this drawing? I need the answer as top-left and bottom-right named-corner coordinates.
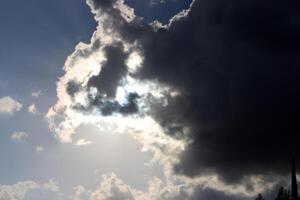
top-left (28, 104), bottom-right (38, 115)
top-left (0, 179), bottom-right (61, 200)
top-left (47, 0), bottom-right (300, 197)
top-left (69, 173), bottom-right (283, 200)
top-left (72, 173), bottom-right (197, 200)
top-left (0, 96), bottom-right (22, 114)
top-left (135, 0), bottom-right (300, 183)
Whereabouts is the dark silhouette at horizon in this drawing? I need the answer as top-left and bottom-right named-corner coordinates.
top-left (292, 158), bottom-right (298, 200)
top-left (256, 159), bottom-right (299, 200)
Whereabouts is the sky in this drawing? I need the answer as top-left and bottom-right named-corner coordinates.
top-left (0, 0), bottom-right (299, 200)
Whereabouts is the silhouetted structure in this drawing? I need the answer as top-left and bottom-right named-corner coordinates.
top-left (292, 158), bottom-right (298, 200)
top-left (275, 187), bottom-right (291, 200)
top-left (255, 159), bottom-right (298, 200)
top-left (256, 194), bottom-right (265, 200)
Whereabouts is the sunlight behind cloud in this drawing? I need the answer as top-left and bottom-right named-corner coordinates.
top-left (126, 51), bottom-right (144, 74)
top-left (44, 0), bottom-right (285, 198)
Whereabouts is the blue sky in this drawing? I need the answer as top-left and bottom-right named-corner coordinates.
top-left (0, 0), bottom-right (96, 184)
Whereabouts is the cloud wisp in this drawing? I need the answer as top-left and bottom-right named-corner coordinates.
top-left (31, 90), bottom-right (43, 98)
top-left (35, 145), bottom-right (44, 152)
top-left (11, 131), bottom-right (28, 142)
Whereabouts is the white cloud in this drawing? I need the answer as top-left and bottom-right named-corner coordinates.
top-left (11, 131), bottom-right (28, 142)
top-left (88, 174), bottom-right (137, 200)
top-left (43, 179), bottom-right (59, 193)
top-left (0, 179), bottom-right (61, 200)
top-left (80, 173), bottom-right (197, 200)
top-left (75, 139), bottom-right (92, 146)
top-left (70, 185), bottom-right (86, 200)
top-left (0, 181), bottom-right (39, 200)
top-left (0, 96), bottom-right (22, 114)
top-left (0, 174), bottom-right (277, 200)
top-left (31, 90), bottom-right (43, 98)
top-left (84, 173), bottom-right (280, 200)
top-left (28, 104), bottom-right (38, 115)
top-left (35, 145), bottom-right (44, 152)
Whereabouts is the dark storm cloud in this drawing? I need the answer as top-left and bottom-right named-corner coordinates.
top-left (138, 0), bottom-right (300, 183)
top-left (88, 43), bottom-right (129, 98)
top-left (87, 0), bottom-right (300, 183)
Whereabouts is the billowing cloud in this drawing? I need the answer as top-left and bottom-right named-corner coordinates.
top-left (43, 179), bottom-right (59, 193)
top-left (135, 0), bottom-right (300, 183)
top-left (0, 181), bottom-right (39, 200)
top-left (11, 131), bottom-right (28, 142)
top-left (0, 179), bottom-right (61, 200)
top-left (69, 173), bottom-right (283, 200)
top-left (0, 96), bottom-right (22, 114)
top-left (80, 173), bottom-right (195, 200)
top-left (46, 0), bottom-right (300, 197)
top-left (70, 185), bottom-right (86, 200)
top-left (0, 175), bottom-right (283, 200)
top-left (89, 174), bottom-right (137, 200)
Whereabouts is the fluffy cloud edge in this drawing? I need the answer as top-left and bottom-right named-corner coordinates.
top-left (0, 179), bottom-right (61, 200)
top-left (28, 104), bottom-right (38, 115)
top-left (44, 0), bottom-right (294, 197)
top-left (0, 96), bottom-right (22, 114)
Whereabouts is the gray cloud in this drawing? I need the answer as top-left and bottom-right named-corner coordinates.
top-left (84, 0), bottom-right (300, 184)
top-left (88, 43), bottom-right (129, 98)
top-left (49, 0), bottom-right (300, 195)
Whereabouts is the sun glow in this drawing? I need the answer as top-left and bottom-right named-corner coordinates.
top-left (126, 51), bottom-right (144, 74)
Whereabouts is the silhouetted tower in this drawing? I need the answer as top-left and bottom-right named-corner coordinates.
top-left (292, 158), bottom-right (298, 200)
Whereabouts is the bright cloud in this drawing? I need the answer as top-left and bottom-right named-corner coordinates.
top-left (0, 96), bottom-right (22, 114)
top-left (75, 139), bottom-right (92, 146)
top-left (43, 179), bottom-right (59, 193)
top-left (70, 185), bottom-right (86, 200)
top-left (28, 104), bottom-right (38, 115)
top-left (0, 179), bottom-right (61, 200)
